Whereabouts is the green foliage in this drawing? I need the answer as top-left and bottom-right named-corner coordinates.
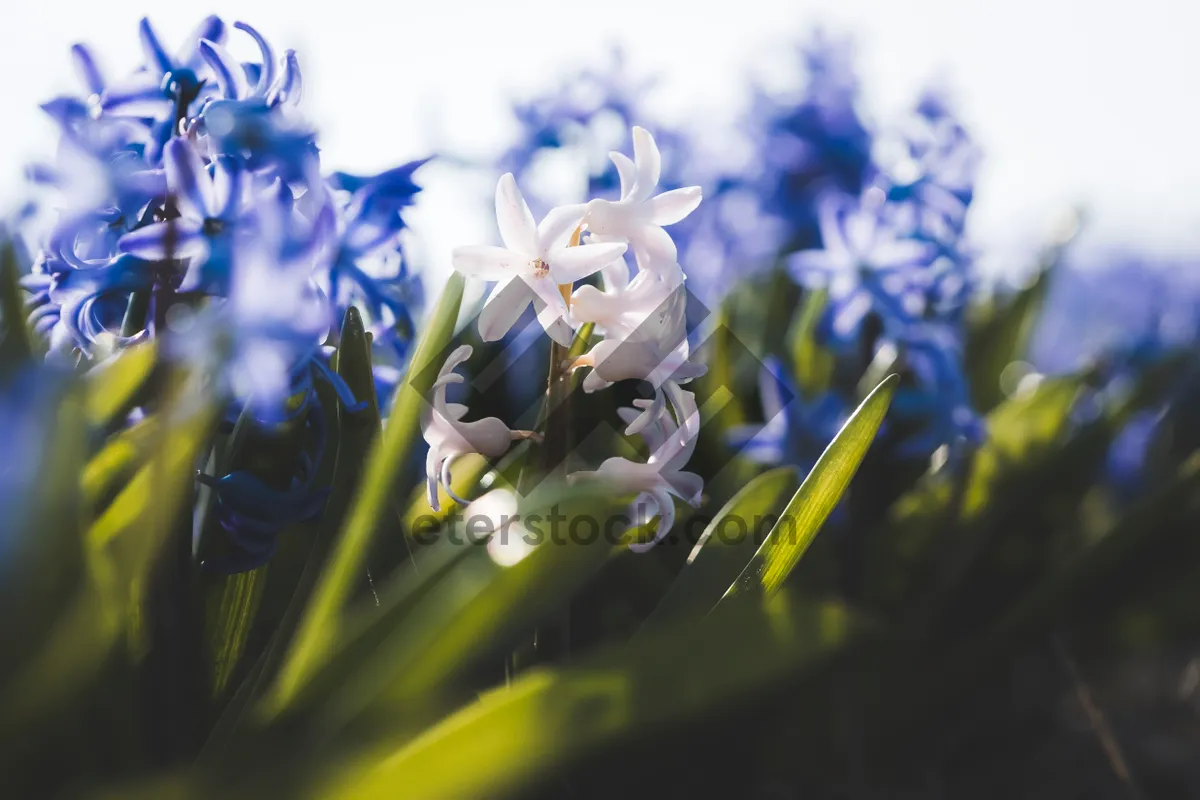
top-left (4, 245), bottom-right (1200, 799)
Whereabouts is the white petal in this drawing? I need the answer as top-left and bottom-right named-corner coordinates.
top-left (527, 276), bottom-right (575, 346)
top-left (451, 245), bottom-right (528, 280)
top-left (425, 447), bottom-right (443, 512)
top-left (537, 203), bottom-right (586, 251)
top-left (609, 151), bottom-right (637, 200)
top-left (547, 242), bottom-right (628, 284)
top-left (648, 186), bottom-right (702, 226)
top-left (600, 256), bottom-right (630, 293)
top-left (630, 126), bottom-right (662, 203)
top-left (478, 277), bottom-right (533, 342)
top-left (495, 173), bottom-right (538, 255)
top-left (631, 225), bottom-right (679, 274)
top-left (570, 284), bottom-right (619, 327)
top-left (629, 488), bottom-right (675, 553)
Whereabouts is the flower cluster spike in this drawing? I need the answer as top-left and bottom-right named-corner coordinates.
top-left (19, 17), bottom-right (432, 571)
top-left (439, 126), bottom-right (705, 548)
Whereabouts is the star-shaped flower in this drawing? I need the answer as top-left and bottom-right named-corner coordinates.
top-left (451, 173), bottom-right (626, 346)
top-left (583, 126), bottom-right (702, 274)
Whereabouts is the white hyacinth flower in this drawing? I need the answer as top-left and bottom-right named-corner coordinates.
top-left (422, 345), bottom-right (540, 511)
top-left (569, 273), bottom-right (705, 435)
top-left (451, 173), bottom-right (627, 346)
top-left (573, 390), bottom-right (703, 552)
top-left (583, 126), bottom-right (702, 274)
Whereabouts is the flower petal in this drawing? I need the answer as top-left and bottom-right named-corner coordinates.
top-left (71, 44), bottom-right (104, 95)
top-left (536, 203), bottom-right (585, 251)
top-left (199, 38), bottom-right (248, 100)
top-left (648, 186), bottom-right (702, 226)
top-left (269, 50), bottom-right (302, 107)
top-left (527, 276), bottom-right (575, 346)
top-left (178, 15), bottom-right (226, 70)
top-left (478, 277), bottom-right (533, 342)
top-left (495, 173), bottom-right (538, 256)
top-left (100, 80), bottom-right (170, 117)
top-left (630, 126), bottom-right (661, 203)
top-left (118, 219), bottom-right (208, 261)
top-left (631, 225), bottom-right (678, 273)
top-left (138, 17), bottom-right (173, 75)
top-left (213, 156), bottom-right (242, 219)
top-left (609, 151), bottom-right (638, 200)
top-left (451, 245), bottom-right (528, 280)
top-left (547, 242), bottom-right (627, 284)
top-left (234, 21), bottom-right (275, 96)
top-left (164, 138), bottom-right (215, 220)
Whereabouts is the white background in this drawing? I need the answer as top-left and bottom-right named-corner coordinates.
top-left (3, 0), bottom-right (1198, 283)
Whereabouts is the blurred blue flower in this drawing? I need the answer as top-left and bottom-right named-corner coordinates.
top-left (751, 31), bottom-right (874, 253)
top-left (891, 323), bottom-right (985, 459)
top-left (118, 137), bottom-right (242, 294)
top-left (15, 16), bottom-right (429, 572)
top-left (324, 160), bottom-right (430, 376)
top-left (789, 190), bottom-right (937, 344)
top-left (727, 356), bottom-right (849, 470)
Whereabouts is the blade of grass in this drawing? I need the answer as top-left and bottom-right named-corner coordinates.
top-left (263, 273), bottom-right (464, 717)
top-left (316, 589), bottom-right (860, 800)
top-left (638, 466), bottom-right (802, 634)
top-left (85, 342), bottom-right (157, 430)
top-left (721, 374), bottom-right (897, 602)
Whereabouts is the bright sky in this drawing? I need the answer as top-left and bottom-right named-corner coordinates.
top-left (3, 0), bottom-right (1198, 283)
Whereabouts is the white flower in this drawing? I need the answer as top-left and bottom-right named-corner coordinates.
top-left (451, 173), bottom-right (627, 346)
top-left (583, 126), bottom-right (702, 274)
top-left (569, 273), bottom-right (705, 434)
top-left (422, 345), bottom-right (539, 511)
top-left (572, 389), bottom-right (703, 552)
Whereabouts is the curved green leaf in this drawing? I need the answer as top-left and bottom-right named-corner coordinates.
top-left (638, 466), bottom-right (802, 633)
top-left (318, 589), bottom-right (858, 800)
top-left (722, 374), bottom-right (898, 602)
top-left (264, 273), bottom-right (465, 716)
top-left (86, 342), bottom-right (157, 430)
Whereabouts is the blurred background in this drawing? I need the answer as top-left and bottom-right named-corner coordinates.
top-left (5, 0), bottom-right (1200, 284)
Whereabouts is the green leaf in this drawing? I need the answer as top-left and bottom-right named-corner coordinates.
top-left (964, 221), bottom-right (1076, 413)
top-left (789, 287), bottom-right (834, 397)
top-left (721, 374), bottom-right (898, 602)
top-left (308, 483), bottom-right (630, 734)
top-left (264, 273), bottom-right (464, 716)
top-left (317, 589), bottom-right (859, 800)
top-left (0, 235), bottom-right (33, 374)
top-left (85, 342), bottom-right (157, 430)
top-left (638, 466), bottom-right (802, 633)
top-left (3, 374), bottom-right (215, 738)
top-left (861, 375), bottom-right (1086, 611)
top-left (82, 416), bottom-right (157, 511)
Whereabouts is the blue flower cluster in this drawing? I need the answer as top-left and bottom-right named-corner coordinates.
top-left (21, 16), bottom-right (430, 571)
top-left (496, 32), bottom-right (983, 469)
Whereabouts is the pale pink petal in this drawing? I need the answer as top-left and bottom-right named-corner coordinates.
top-left (547, 242), bottom-right (628, 284)
top-left (495, 173), bottom-right (538, 256)
top-left (451, 245), bottom-right (528, 280)
top-left (648, 186), bottom-right (702, 226)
